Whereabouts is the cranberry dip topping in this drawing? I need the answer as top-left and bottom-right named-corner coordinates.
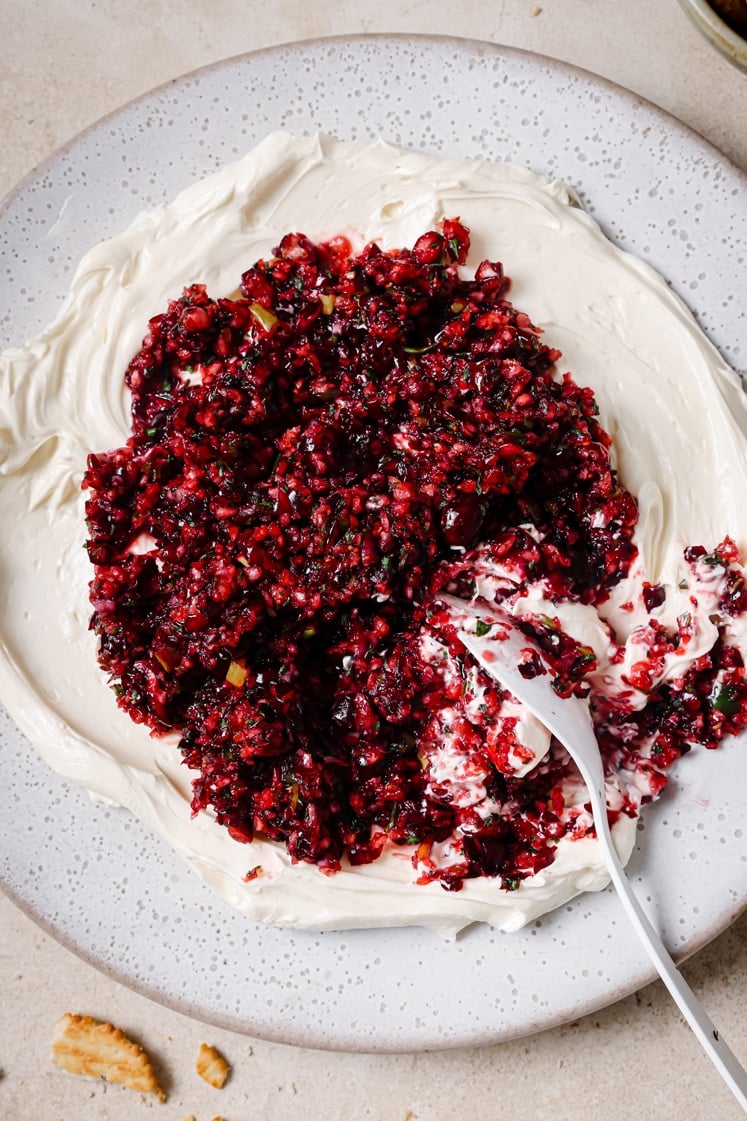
top-left (83, 222), bottom-right (747, 891)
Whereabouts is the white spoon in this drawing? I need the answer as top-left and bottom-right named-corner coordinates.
top-left (442, 594), bottom-right (747, 1113)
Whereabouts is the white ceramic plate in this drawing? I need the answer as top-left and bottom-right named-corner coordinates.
top-left (1, 36), bottom-right (746, 1052)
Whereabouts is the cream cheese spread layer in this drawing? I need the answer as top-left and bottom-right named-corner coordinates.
top-left (1, 132), bottom-right (746, 938)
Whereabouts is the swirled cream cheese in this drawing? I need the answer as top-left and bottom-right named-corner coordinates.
top-left (1, 132), bottom-right (746, 939)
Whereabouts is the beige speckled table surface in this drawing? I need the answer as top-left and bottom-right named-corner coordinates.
top-left (1, 2), bottom-right (746, 1119)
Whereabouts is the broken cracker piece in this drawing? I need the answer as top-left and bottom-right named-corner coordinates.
top-left (196, 1042), bottom-right (230, 1088)
top-left (52, 1013), bottom-right (166, 1101)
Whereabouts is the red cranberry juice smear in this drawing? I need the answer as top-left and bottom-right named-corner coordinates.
top-left (83, 224), bottom-right (747, 888)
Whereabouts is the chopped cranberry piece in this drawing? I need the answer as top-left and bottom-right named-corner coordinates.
top-left (518, 651), bottom-right (547, 680)
top-left (642, 583), bottom-right (666, 612)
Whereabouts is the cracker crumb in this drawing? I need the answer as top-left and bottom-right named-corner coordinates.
top-left (52, 1013), bottom-right (165, 1101)
top-left (196, 1042), bottom-right (230, 1088)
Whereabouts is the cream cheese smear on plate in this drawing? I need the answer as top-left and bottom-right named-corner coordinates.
top-left (1, 132), bottom-right (746, 938)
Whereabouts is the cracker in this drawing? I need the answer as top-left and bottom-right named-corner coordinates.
top-left (52, 1013), bottom-right (166, 1101)
top-left (196, 1042), bottom-right (230, 1088)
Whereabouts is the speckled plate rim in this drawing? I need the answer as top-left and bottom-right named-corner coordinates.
top-left (3, 32), bottom-right (746, 228)
top-left (2, 871), bottom-right (745, 1053)
top-left (1, 33), bottom-right (746, 1052)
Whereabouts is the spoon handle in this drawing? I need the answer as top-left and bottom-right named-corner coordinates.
top-left (585, 775), bottom-right (747, 1113)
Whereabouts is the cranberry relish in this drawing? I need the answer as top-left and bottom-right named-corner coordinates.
top-left (83, 222), bottom-right (747, 890)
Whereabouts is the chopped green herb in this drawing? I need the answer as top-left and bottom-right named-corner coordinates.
top-left (712, 684), bottom-right (740, 716)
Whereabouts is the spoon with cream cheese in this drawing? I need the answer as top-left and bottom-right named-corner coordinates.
top-left (443, 594), bottom-right (747, 1112)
